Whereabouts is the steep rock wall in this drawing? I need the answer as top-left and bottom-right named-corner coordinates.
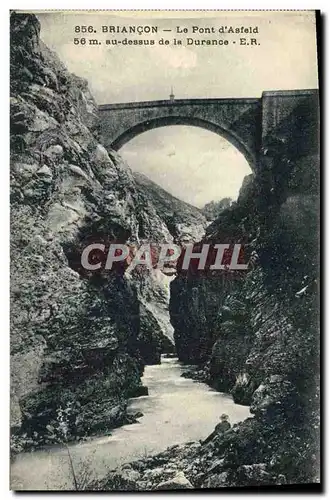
top-left (169, 90), bottom-right (320, 483)
top-left (10, 12), bottom-right (174, 450)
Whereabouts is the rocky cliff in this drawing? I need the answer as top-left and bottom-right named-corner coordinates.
top-left (201, 196), bottom-right (233, 222)
top-left (9, 12), bottom-right (201, 451)
top-left (131, 172), bottom-right (207, 360)
top-left (133, 171), bottom-right (206, 243)
top-left (168, 95), bottom-right (320, 484)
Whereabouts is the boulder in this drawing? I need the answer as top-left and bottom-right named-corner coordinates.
top-left (236, 463), bottom-right (271, 486)
top-left (250, 375), bottom-right (296, 417)
top-left (202, 471), bottom-right (229, 488)
top-left (119, 468), bottom-right (141, 483)
top-left (101, 472), bottom-right (139, 491)
top-left (155, 471), bottom-right (193, 490)
top-left (206, 458), bottom-right (226, 474)
top-left (231, 372), bottom-right (256, 405)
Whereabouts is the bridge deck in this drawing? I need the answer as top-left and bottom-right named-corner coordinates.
top-left (99, 97), bottom-right (261, 111)
top-left (98, 90), bottom-right (317, 111)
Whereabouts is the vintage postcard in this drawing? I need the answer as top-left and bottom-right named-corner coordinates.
top-left (10, 9), bottom-right (320, 491)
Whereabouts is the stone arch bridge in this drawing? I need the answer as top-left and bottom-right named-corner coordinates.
top-left (98, 90), bottom-right (319, 171)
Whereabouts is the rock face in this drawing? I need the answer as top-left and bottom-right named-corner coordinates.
top-left (169, 95), bottom-right (320, 484)
top-left (128, 171), bottom-right (207, 362)
top-left (133, 270), bottom-right (176, 363)
top-left (9, 12), bottom-right (202, 451)
top-left (10, 12), bottom-right (142, 447)
top-left (201, 196), bottom-right (233, 222)
top-left (133, 171), bottom-right (207, 244)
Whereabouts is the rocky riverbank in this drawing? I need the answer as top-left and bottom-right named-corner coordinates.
top-left (88, 416), bottom-right (293, 491)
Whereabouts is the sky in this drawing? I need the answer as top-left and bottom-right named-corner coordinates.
top-left (36, 10), bottom-right (319, 207)
top-left (120, 126), bottom-right (251, 207)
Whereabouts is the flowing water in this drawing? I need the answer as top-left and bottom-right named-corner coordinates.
top-left (11, 357), bottom-right (251, 490)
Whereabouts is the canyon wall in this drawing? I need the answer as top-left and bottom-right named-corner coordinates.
top-left (169, 89), bottom-right (320, 483)
top-left (10, 12), bottom-right (204, 451)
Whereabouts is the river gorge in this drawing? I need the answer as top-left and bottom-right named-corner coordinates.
top-left (10, 12), bottom-right (320, 491)
top-left (11, 357), bottom-right (250, 490)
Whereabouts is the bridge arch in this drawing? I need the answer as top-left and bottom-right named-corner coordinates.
top-left (109, 115), bottom-right (256, 171)
top-left (99, 92), bottom-right (318, 175)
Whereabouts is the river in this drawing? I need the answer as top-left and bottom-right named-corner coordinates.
top-left (11, 357), bottom-right (251, 490)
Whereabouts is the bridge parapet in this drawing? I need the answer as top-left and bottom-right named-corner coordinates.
top-left (99, 97), bottom-right (261, 111)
